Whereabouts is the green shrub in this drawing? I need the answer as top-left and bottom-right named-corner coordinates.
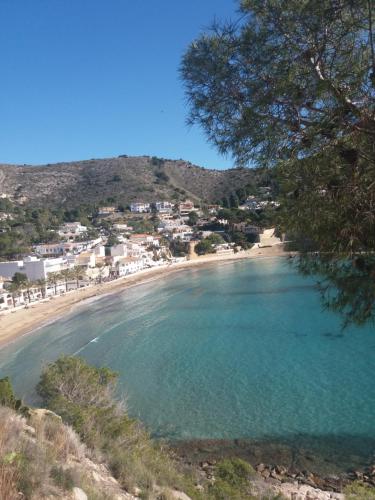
top-left (155, 171), bottom-right (169, 183)
top-left (151, 156), bottom-right (165, 167)
top-left (195, 239), bottom-right (215, 255)
top-left (206, 458), bottom-right (256, 499)
top-left (195, 234), bottom-right (225, 255)
top-left (36, 356), bottom-right (197, 497)
top-left (0, 377), bottom-right (28, 415)
top-left (37, 356), bottom-right (132, 449)
top-left (216, 458), bottom-right (255, 487)
top-left (50, 466), bottom-right (75, 490)
top-left (0, 377), bottom-right (18, 408)
top-left (209, 478), bottom-right (251, 500)
top-left (344, 480), bottom-right (375, 499)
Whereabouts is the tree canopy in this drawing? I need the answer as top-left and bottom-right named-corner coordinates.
top-left (182, 0), bottom-right (375, 165)
top-left (182, 0), bottom-right (375, 324)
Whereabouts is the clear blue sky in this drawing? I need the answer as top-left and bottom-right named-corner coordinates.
top-left (0, 0), bottom-right (239, 169)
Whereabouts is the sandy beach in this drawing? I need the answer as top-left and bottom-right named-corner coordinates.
top-left (0, 245), bottom-right (288, 348)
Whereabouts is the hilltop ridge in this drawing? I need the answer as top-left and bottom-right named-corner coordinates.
top-left (0, 155), bottom-right (265, 209)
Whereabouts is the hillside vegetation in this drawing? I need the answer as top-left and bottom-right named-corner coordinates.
top-left (1, 357), bottom-right (368, 499)
top-left (0, 357), bottom-right (276, 500)
top-left (0, 156), bottom-right (269, 209)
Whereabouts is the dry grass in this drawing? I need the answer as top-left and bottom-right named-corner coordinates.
top-left (0, 405), bottom-right (121, 499)
top-left (0, 465), bottom-right (20, 500)
top-left (31, 412), bottom-right (85, 462)
top-left (0, 407), bottom-right (24, 452)
top-left (0, 407), bottom-right (142, 500)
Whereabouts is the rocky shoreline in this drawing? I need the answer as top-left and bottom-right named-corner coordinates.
top-left (198, 461), bottom-right (346, 499)
top-left (193, 460), bottom-right (375, 499)
top-left (196, 459), bottom-right (375, 491)
top-left (171, 438), bottom-right (375, 496)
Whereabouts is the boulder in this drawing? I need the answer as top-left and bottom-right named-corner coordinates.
top-left (72, 487), bottom-right (87, 500)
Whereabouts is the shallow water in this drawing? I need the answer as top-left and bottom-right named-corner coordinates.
top-left (1, 258), bottom-right (374, 469)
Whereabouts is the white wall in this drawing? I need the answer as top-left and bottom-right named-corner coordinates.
top-left (0, 257), bottom-right (66, 281)
top-left (0, 261), bottom-right (23, 280)
top-left (111, 244), bottom-right (128, 258)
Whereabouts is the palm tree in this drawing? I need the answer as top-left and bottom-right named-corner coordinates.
top-left (59, 268), bottom-right (74, 292)
top-left (72, 266), bottom-right (84, 289)
top-left (35, 278), bottom-right (47, 299)
top-left (10, 272), bottom-right (29, 303)
top-left (24, 280), bottom-right (33, 303)
top-left (8, 282), bottom-right (21, 308)
top-left (47, 272), bottom-right (61, 296)
top-left (96, 263), bottom-right (105, 284)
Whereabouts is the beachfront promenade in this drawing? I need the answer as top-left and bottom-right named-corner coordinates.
top-left (0, 244), bottom-right (287, 348)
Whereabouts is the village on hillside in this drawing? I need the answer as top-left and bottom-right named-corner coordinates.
top-left (0, 191), bottom-right (281, 313)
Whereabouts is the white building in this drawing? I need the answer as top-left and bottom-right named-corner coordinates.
top-left (98, 206), bottom-right (117, 216)
top-left (215, 244), bottom-right (235, 255)
top-left (157, 219), bottom-right (189, 232)
top-left (58, 222), bottom-right (87, 239)
top-left (0, 213), bottom-right (14, 221)
top-left (33, 243), bottom-right (66, 256)
top-left (110, 244), bottom-right (128, 258)
top-left (158, 220), bottom-right (193, 242)
top-left (178, 200), bottom-right (196, 216)
top-left (207, 205), bottom-right (220, 215)
top-left (155, 201), bottom-right (174, 213)
top-left (93, 245), bottom-right (106, 257)
top-left (0, 256), bottom-right (68, 281)
top-left (33, 238), bottom-right (102, 257)
top-left (69, 252), bottom-right (96, 268)
top-left (113, 257), bottom-right (145, 276)
top-left (130, 202), bottom-right (150, 213)
top-left (109, 241), bottom-right (149, 262)
top-left (158, 212), bottom-right (174, 221)
top-left (113, 223), bottom-right (133, 233)
top-left (126, 242), bottom-right (143, 257)
top-left (170, 230), bottom-right (194, 242)
top-left (128, 234), bottom-right (159, 246)
top-left (33, 242), bottom-right (84, 256)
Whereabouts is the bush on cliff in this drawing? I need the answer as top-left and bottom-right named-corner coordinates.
top-left (0, 404), bottom-right (90, 499)
top-left (207, 458), bottom-right (256, 499)
top-left (344, 480), bottom-right (375, 499)
top-left (36, 356), bottom-right (197, 497)
top-left (0, 376), bottom-right (27, 415)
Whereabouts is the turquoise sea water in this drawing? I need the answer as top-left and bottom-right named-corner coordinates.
top-left (0, 258), bottom-right (375, 468)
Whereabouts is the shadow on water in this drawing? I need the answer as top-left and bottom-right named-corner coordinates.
top-left (293, 255), bottom-right (375, 327)
top-left (169, 434), bottom-right (375, 475)
top-left (229, 284), bottom-right (317, 296)
top-left (321, 332), bottom-right (345, 339)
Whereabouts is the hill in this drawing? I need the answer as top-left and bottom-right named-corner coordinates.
top-left (0, 155), bottom-right (266, 209)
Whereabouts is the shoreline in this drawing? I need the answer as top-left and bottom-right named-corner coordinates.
top-left (0, 245), bottom-right (289, 349)
top-left (170, 436), bottom-right (371, 477)
top-left (171, 437), bottom-right (372, 495)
